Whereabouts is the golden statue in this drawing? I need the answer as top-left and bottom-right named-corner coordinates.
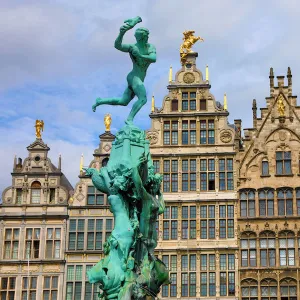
top-left (180, 30), bottom-right (204, 65)
top-left (277, 95), bottom-right (285, 117)
top-left (104, 114), bottom-right (112, 131)
top-left (35, 120), bottom-right (44, 139)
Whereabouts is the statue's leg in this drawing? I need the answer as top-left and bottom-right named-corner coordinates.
top-left (126, 78), bottom-right (147, 123)
top-left (92, 87), bottom-right (134, 112)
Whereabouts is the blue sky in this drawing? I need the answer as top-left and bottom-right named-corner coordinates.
top-left (1, 0), bottom-right (300, 194)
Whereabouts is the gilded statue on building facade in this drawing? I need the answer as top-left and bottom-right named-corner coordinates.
top-left (35, 120), bottom-right (44, 139)
top-left (180, 30), bottom-right (204, 65)
top-left (104, 114), bottom-right (112, 131)
top-left (277, 94), bottom-right (285, 117)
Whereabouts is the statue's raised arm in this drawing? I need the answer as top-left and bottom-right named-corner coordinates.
top-left (92, 16), bottom-right (156, 124)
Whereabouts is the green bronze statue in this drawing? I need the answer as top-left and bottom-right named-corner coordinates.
top-left (92, 16), bottom-right (156, 125)
top-left (86, 17), bottom-right (168, 299)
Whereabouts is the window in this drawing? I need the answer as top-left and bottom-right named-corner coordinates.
top-left (182, 120), bottom-right (196, 145)
top-left (182, 159), bottom-right (196, 191)
top-left (260, 278), bottom-right (277, 300)
top-left (259, 231), bottom-right (276, 267)
top-left (87, 186), bottom-right (104, 205)
top-left (171, 99), bottom-right (178, 111)
top-left (200, 205), bottom-right (215, 239)
top-left (46, 228), bottom-right (61, 259)
top-left (85, 265), bottom-right (98, 300)
top-left (278, 189), bottom-right (293, 216)
top-left (105, 219), bottom-right (113, 241)
top-left (200, 99), bottom-right (207, 110)
top-left (153, 160), bottom-right (160, 174)
top-left (3, 228), bottom-right (19, 259)
top-left (43, 276), bottom-right (58, 300)
top-left (200, 254), bottom-right (216, 296)
top-left (220, 254), bottom-right (235, 296)
top-left (262, 159), bottom-right (269, 176)
top-left (163, 160), bottom-right (178, 192)
top-left (258, 189), bottom-right (274, 216)
top-left (25, 228), bottom-right (40, 259)
top-left (87, 219), bottom-right (103, 250)
top-left (163, 121), bottom-right (178, 145)
top-left (219, 205), bottom-right (234, 238)
top-left (181, 254), bottom-right (196, 297)
top-left (241, 233), bottom-right (257, 267)
top-left (68, 220), bottom-right (85, 250)
top-left (22, 277), bottom-right (37, 300)
top-left (297, 189), bottom-right (300, 215)
top-left (200, 119), bottom-right (215, 144)
top-left (49, 188), bottom-right (56, 203)
top-left (241, 279), bottom-right (258, 300)
top-left (181, 206), bottom-right (196, 239)
top-left (279, 232), bottom-right (295, 266)
top-left (16, 188), bottom-right (22, 204)
top-left (200, 159), bottom-right (215, 191)
top-left (161, 255), bottom-right (177, 297)
top-left (219, 158), bottom-right (234, 190)
top-left (182, 91), bottom-right (196, 111)
top-left (163, 207), bottom-right (178, 240)
top-left (240, 190), bottom-right (255, 217)
top-left (0, 277), bottom-right (16, 300)
top-left (280, 278), bottom-right (297, 300)
top-left (66, 265), bottom-right (83, 300)
top-left (31, 181), bottom-right (41, 204)
top-left (276, 151), bottom-right (292, 175)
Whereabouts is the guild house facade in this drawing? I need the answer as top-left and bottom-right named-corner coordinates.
top-left (1, 55), bottom-right (300, 300)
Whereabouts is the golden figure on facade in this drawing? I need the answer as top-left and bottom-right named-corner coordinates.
top-left (277, 95), bottom-right (285, 117)
top-left (35, 120), bottom-right (44, 139)
top-left (104, 114), bottom-right (112, 131)
top-left (180, 30), bottom-right (204, 65)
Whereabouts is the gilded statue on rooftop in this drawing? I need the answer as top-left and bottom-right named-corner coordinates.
top-left (35, 120), bottom-right (44, 139)
top-left (277, 94), bottom-right (285, 117)
top-left (104, 114), bottom-right (112, 131)
top-left (180, 30), bottom-right (204, 65)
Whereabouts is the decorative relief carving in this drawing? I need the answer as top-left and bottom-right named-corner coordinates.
top-left (220, 130), bottom-right (232, 143)
top-left (183, 72), bottom-right (195, 84)
top-left (103, 143), bottom-right (111, 153)
top-left (146, 130), bottom-right (159, 145)
top-left (76, 193), bottom-right (85, 202)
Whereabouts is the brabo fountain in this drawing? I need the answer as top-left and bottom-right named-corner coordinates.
top-left (84, 16), bottom-right (170, 299)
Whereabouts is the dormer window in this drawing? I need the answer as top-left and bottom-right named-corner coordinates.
top-left (182, 92), bottom-right (196, 111)
top-left (276, 151), bottom-right (292, 175)
top-left (31, 181), bottom-right (41, 204)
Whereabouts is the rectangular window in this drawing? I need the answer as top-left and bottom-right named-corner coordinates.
top-left (276, 151), bottom-right (292, 175)
top-left (200, 99), bottom-right (207, 110)
top-left (153, 160), bottom-right (160, 174)
top-left (31, 189), bottom-right (41, 204)
top-left (46, 228), bottom-right (61, 259)
top-left (68, 220), bottom-right (85, 251)
top-left (4, 228), bottom-right (19, 259)
top-left (22, 277), bottom-right (37, 300)
top-left (16, 188), bottom-right (22, 204)
top-left (219, 158), bottom-right (234, 191)
top-left (200, 205), bottom-right (215, 239)
top-left (43, 276), bottom-right (58, 300)
top-left (0, 277), bottom-right (16, 300)
top-left (163, 160), bottom-right (178, 192)
top-left (200, 120), bottom-right (215, 144)
top-left (66, 265), bottom-right (83, 300)
top-left (87, 186), bottom-right (104, 205)
top-left (25, 228), bottom-right (40, 259)
top-left (87, 219), bottom-right (103, 250)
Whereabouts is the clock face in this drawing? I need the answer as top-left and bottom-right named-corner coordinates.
top-left (183, 72), bottom-right (195, 84)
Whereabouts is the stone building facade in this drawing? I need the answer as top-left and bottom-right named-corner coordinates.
top-left (147, 52), bottom-right (239, 299)
top-left (237, 68), bottom-right (300, 300)
top-left (0, 137), bottom-right (73, 299)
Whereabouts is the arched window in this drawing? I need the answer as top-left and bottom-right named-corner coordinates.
top-left (171, 99), bottom-right (178, 111)
top-left (259, 231), bottom-right (276, 267)
top-left (258, 189), bottom-right (274, 216)
top-left (240, 190), bottom-right (256, 217)
top-left (277, 189), bottom-right (293, 216)
top-left (241, 278), bottom-right (258, 300)
top-left (240, 232), bottom-right (257, 267)
top-left (262, 159), bottom-right (269, 176)
top-left (279, 231), bottom-right (295, 266)
top-left (280, 278), bottom-right (297, 300)
top-left (260, 279), bottom-right (277, 300)
top-left (31, 181), bottom-right (41, 204)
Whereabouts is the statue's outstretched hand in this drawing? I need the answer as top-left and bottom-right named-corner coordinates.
top-left (120, 23), bottom-right (132, 33)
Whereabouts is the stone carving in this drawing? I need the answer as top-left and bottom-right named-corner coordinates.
top-left (146, 130), bottom-right (159, 145)
top-left (220, 130), bottom-right (232, 143)
top-left (183, 72), bottom-right (195, 84)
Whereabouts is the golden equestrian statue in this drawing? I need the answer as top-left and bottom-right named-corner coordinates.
top-left (180, 30), bottom-right (204, 65)
top-left (104, 114), bottom-right (112, 131)
top-left (35, 120), bottom-right (44, 139)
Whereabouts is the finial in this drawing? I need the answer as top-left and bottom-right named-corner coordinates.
top-left (151, 95), bottom-right (155, 112)
top-left (35, 120), bottom-right (44, 139)
top-left (169, 66), bottom-right (173, 83)
top-left (58, 154), bottom-right (61, 170)
top-left (80, 154), bottom-right (84, 172)
top-left (223, 93), bottom-right (227, 111)
top-left (287, 67), bottom-right (291, 76)
top-left (270, 67), bottom-right (274, 77)
top-left (180, 30), bottom-right (204, 65)
top-left (104, 114), bottom-right (112, 132)
top-left (287, 67), bottom-right (292, 87)
top-left (269, 67), bottom-right (274, 89)
top-left (206, 65), bottom-right (209, 81)
top-left (13, 155), bottom-right (17, 169)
